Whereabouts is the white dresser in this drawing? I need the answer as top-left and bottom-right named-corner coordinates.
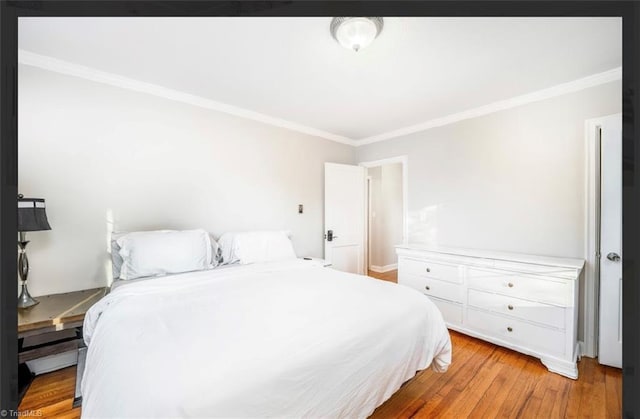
top-left (396, 245), bottom-right (584, 379)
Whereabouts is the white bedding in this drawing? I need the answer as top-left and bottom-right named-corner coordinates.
top-left (82, 260), bottom-right (451, 418)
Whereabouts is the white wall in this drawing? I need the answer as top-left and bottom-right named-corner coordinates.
top-left (19, 62), bottom-right (620, 300)
top-left (356, 81), bottom-right (621, 260)
top-left (19, 66), bottom-right (355, 296)
top-left (381, 164), bottom-right (404, 266)
top-left (368, 163), bottom-right (403, 269)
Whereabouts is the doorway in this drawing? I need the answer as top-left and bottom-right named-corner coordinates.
top-left (585, 113), bottom-right (622, 368)
top-left (359, 157), bottom-right (408, 279)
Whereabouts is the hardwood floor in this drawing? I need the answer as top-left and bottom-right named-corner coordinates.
top-left (370, 330), bottom-right (621, 418)
top-left (368, 269), bottom-right (398, 283)
top-left (18, 366), bottom-right (80, 419)
top-left (368, 269), bottom-right (622, 418)
top-left (19, 268), bottom-right (621, 418)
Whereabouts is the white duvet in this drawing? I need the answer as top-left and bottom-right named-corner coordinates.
top-left (81, 260), bottom-right (451, 418)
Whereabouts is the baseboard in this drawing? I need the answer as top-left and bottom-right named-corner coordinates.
top-left (579, 338), bottom-right (597, 358)
top-left (540, 356), bottom-right (578, 380)
top-left (370, 264), bottom-right (398, 273)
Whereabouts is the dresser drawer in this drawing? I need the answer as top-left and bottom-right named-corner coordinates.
top-left (429, 296), bottom-right (462, 326)
top-left (400, 274), bottom-right (463, 303)
top-left (466, 308), bottom-right (566, 356)
top-left (398, 257), bottom-right (462, 284)
top-left (468, 289), bottom-right (565, 329)
top-left (466, 268), bottom-right (570, 307)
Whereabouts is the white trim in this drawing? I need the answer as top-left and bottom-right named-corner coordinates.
top-left (366, 175), bottom-right (372, 270)
top-left (369, 264), bottom-right (398, 273)
top-left (577, 340), bottom-right (585, 360)
top-left (584, 116), bottom-right (601, 358)
top-left (584, 113), bottom-right (622, 358)
top-left (357, 67), bottom-right (622, 145)
top-left (19, 48), bottom-right (621, 149)
top-left (359, 156), bottom-right (409, 246)
top-left (18, 49), bottom-right (356, 146)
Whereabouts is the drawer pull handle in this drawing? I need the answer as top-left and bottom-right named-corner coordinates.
top-left (508, 304), bottom-right (514, 310)
top-left (425, 285), bottom-right (430, 291)
top-left (507, 327), bottom-right (513, 332)
top-left (426, 268), bottom-right (431, 273)
top-left (507, 282), bottom-right (514, 288)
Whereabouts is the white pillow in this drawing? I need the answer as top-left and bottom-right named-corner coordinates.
top-left (117, 229), bottom-right (212, 280)
top-left (218, 231), bottom-right (296, 265)
top-left (112, 230), bottom-right (222, 279)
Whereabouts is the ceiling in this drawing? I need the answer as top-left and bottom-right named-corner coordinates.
top-left (18, 17), bottom-right (621, 143)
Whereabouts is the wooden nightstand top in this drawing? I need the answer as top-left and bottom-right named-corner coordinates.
top-left (18, 287), bottom-right (107, 334)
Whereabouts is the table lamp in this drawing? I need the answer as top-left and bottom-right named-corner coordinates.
top-left (17, 194), bottom-right (51, 308)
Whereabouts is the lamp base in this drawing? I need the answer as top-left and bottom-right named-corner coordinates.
top-left (18, 283), bottom-right (39, 309)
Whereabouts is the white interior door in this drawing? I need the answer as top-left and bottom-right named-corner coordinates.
top-left (324, 163), bottom-right (366, 274)
top-left (598, 114), bottom-right (622, 368)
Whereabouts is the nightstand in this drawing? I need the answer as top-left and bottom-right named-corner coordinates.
top-left (301, 257), bottom-right (332, 267)
top-left (18, 287), bottom-right (107, 405)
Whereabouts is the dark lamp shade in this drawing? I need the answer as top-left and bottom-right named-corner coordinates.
top-left (18, 197), bottom-right (51, 232)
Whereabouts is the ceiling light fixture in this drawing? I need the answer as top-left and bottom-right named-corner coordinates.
top-left (330, 17), bottom-right (384, 52)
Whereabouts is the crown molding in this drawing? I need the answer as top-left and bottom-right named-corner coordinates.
top-left (19, 49), bottom-right (620, 149)
top-left (355, 66), bottom-right (622, 146)
top-left (18, 49), bottom-right (357, 146)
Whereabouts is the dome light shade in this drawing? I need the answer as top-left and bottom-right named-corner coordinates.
top-left (330, 17), bottom-right (384, 52)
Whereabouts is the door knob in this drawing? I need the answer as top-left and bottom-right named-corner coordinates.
top-left (606, 252), bottom-right (621, 262)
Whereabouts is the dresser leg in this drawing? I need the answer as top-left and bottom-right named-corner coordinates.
top-left (540, 356), bottom-right (578, 379)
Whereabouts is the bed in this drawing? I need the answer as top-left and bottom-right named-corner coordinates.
top-left (81, 241), bottom-right (451, 417)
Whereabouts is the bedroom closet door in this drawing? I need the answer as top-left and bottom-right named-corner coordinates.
top-left (598, 114), bottom-right (622, 369)
top-left (324, 163), bottom-right (366, 274)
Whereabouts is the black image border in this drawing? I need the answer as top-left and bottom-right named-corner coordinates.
top-left (1, 1), bottom-right (638, 416)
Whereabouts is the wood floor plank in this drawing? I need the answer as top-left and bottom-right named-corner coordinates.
top-left (589, 360), bottom-right (608, 418)
top-left (52, 409), bottom-right (82, 419)
top-left (537, 388), bottom-right (559, 419)
top-left (576, 354), bottom-right (598, 418)
top-left (467, 351), bottom-right (529, 418)
top-left (417, 337), bottom-right (484, 393)
top-left (368, 270), bottom-right (398, 283)
top-left (20, 271), bottom-right (622, 419)
top-left (566, 361), bottom-right (588, 417)
top-left (605, 365), bottom-right (622, 416)
top-left (372, 393), bottom-right (416, 419)
top-left (439, 356), bottom-right (504, 418)
top-left (394, 397), bottom-right (426, 419)
top-left (496, 358), bottom-right (545, 418)
top-left (412, 345), bottom-right (498, 417)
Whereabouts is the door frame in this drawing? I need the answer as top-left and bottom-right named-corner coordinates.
top-left (366, 175), bottom-right (372, 271)
top-left (584, 113), bottom-right (622, 358)
top-left (359, 155), bottom-right (409, 259)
